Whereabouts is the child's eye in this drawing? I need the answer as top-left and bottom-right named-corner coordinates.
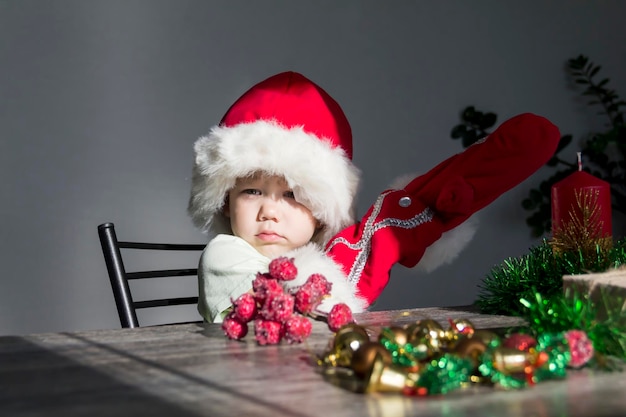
top-left (284, 191), bottom-right (295, 199)
top-left (243, 189), bottom-right (261, 196)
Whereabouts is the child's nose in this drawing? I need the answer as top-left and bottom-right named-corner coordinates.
top-left (259, 198), bottom-right (279, 221)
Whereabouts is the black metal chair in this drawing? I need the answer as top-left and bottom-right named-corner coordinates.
top-left (98, 222), bottom-right (206, 328)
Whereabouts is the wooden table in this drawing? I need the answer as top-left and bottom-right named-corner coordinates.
top-left (2, 307), bottom-right (625, 417)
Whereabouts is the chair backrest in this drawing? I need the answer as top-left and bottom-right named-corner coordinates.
top-left (97, 222), bottom-right (206, 328)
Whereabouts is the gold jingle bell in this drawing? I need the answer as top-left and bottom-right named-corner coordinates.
top-left (365, 353), bottom-right (418, 393)
top-left (447, 318), bottom-right (475, 337)
top-left (332, 323), bottom-right (370, 347)
top-left (334, 323), bottom-right (370, 338)
top-left (492, 347), bottom-right (531, 374)
top-left (442, 318), bottom-right (475, 349)
top-left (406, 319), bottom-right (444, 352)
top-left (326, 324), bottom-right (371, 367)
top-left (452, 337), bottom-right (488, 367)
top-left (351, 341), bottom-right (393, 378)
top-left (378, 326), bottom-right (409, 346)
top-left (469, 329), bottom-right (499, 346)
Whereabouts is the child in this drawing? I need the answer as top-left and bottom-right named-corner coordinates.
top-left (188, 71), bottom-right (560, 323)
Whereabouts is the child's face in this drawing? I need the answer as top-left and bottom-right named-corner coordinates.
top-left (226, 173), bottom-right (318, 258)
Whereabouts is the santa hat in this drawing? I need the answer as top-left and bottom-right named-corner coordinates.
top-left (188, 71), bottom-right (361, 245)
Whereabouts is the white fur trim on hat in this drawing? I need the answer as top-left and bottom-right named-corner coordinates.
top-left (188, 120), bottom-right (361, 245)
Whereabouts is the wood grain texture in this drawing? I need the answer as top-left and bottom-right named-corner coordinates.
top-left (1, 307), bottom-right (624, 417)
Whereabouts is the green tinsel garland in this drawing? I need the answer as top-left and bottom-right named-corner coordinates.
top-left (476, 237), bottom-right (626, 317)
top-left (520, 292), bottom-right (626, 360)
top-left (475, 237), bottom-right (626, 360)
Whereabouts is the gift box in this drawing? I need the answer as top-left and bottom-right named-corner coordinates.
top-left (563, 266), bottom-right (626, 319)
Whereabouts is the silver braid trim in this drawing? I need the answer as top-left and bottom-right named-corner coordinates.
top-left (326, 192), bottom-right (434, 284)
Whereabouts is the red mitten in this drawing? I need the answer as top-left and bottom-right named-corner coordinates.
top-left (326, 113), bottom-right (561, 306)
top-left (403, 113), bottom-right (560, 232)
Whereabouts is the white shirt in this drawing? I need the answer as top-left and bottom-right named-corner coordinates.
top-left (198, 234), bottom-right (269, 323)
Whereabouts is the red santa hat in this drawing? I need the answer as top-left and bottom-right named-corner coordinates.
top-left (188, 71), bottom-right (361, 245)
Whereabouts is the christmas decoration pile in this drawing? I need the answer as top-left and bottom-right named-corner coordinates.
top-left (318, 317), bottom-right (595, 396)
top-left (218, 194), bottom-right (626, 396)
top-left (221, 256), bottom-right (354, 344)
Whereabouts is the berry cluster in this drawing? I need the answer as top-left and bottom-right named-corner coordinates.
top-left (221, 256), bottom-right (354, 344)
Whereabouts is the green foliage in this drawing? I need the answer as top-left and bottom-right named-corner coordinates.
top-left (451, 55), bottom-right (626, 237)
top-left (450, 106), bottom-right (497, 147)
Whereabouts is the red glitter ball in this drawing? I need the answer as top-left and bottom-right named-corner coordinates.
top-left (565, 330), bottom-right (594, 368)
top-left (268, 257), bottom-right (298, 281)
top-left (502, 333), bottom-right (537, 351)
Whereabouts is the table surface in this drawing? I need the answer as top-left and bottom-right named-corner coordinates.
top-left (2, 307), bottom-right (625, 417)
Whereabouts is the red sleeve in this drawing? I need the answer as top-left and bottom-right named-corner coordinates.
top-left (326, 113), bottom-right (561, 306)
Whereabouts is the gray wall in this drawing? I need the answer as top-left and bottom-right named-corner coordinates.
top-left (2, 1), bottom-right (625, 335)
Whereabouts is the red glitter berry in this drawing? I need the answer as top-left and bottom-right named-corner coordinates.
top-left (327, 303), bottom-right (354, 332)
top-left (268, 257), bottom-right (298, 281)
top-left (259, 292), bottom-right (295, 322)
top-left (252, 272), bottom-right (273, 290)
top-left (292, 274), bottom-right (332, 314)
top-left (252, 272), bottom-right (275, 293)
top-left (232, 293), bottom-right (258, 323)
top-left (305, 273), bottom-right (332, 295)
top-left (252, 272), bottom-right (283, 305)
top-left (254, 319), bottom-right (283, 345)
top-left (294, 285), bottom-right (324, 314)
top-left (222, 312), bottom-right (248, 340)
top-left (283, 315), bottom-right (312, 344)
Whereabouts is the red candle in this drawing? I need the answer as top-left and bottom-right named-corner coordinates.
top-left (551, 153), bottom-right (612, 238)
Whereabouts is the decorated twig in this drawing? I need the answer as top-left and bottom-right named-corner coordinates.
top-left (221, 257), bottom-right (354, 344)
